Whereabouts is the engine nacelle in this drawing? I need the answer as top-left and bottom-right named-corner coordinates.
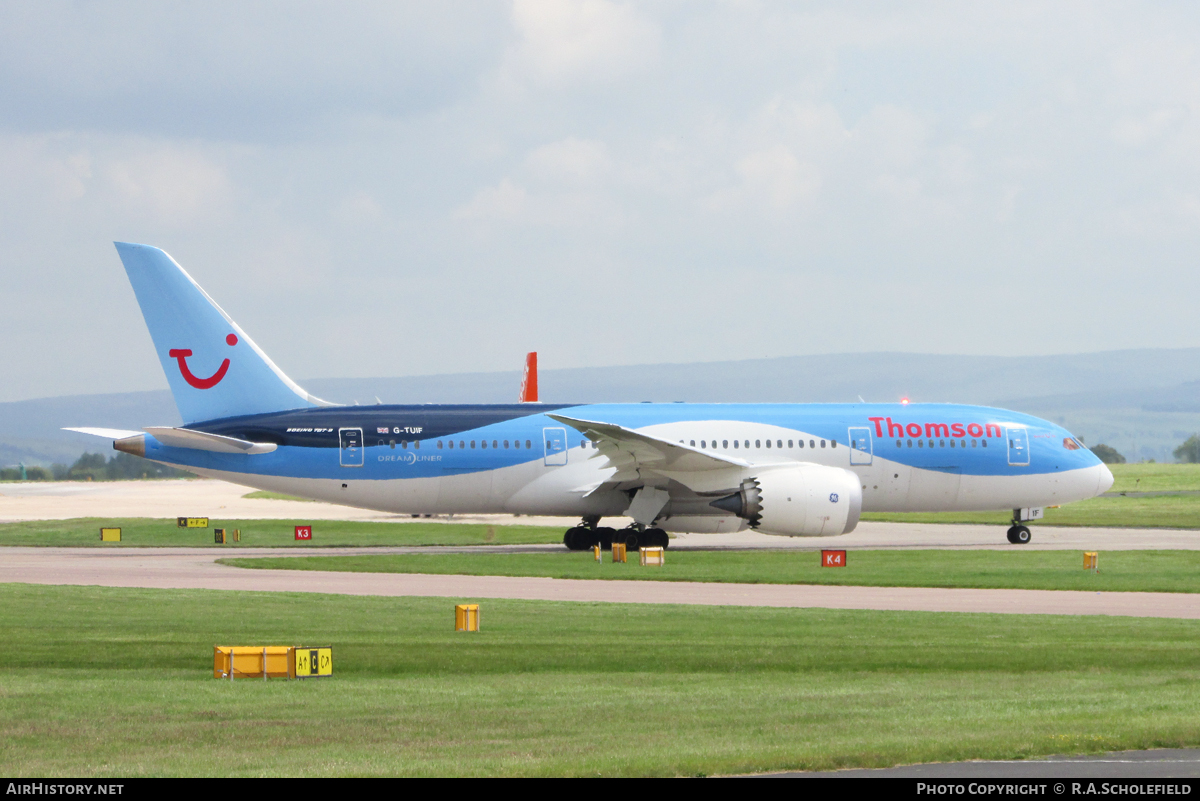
top-left (710, 464), bottom-right (862, 536)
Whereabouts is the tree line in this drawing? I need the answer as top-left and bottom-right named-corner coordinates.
top-left (0, 452), bottom-right (194, 481)
top-left (1084, 437), bottom-right (1200, 464)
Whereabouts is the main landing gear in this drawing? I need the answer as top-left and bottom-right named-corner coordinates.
top-left (563, 518), bottom-right (669, 550)
top-left (1006, 524), bottom-right (1032, 544)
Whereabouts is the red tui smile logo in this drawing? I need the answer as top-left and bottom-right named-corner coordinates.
top-left (169, 334), bottom-right (237, 389)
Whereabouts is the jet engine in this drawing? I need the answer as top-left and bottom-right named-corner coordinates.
top-left (709, 464), bottom-right (862, 536)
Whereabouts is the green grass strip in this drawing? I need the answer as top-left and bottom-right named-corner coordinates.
top-left (863, 492), bottom-right (1200, 528)
top-left (240, 490), bottom-right (319, 502)
top-left (1, 583), bottom-right (1199, 776)
top-left (0, 518), bottom-right (561, 548)
top-left (224, 548), bottom-right (1200, 594)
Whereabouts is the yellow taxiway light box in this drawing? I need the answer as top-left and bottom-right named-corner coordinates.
top-left (1084, 551), bottom-right (1098, 570)
top-left (612, 542), bottom-right (627, 563)
top-left (213, 646), bottom-right (295, 679)
top-left (100, 527), bottom-right (121, 542)
top-left (640, 546), bottom-right (665, 566)
top-left (455, 604), bottom-right (480, 632)
top-left (178, 517), bottom-right (209, 528)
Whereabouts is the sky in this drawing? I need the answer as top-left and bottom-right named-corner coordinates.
top-left (3, 1), bottom-right (1200, 402)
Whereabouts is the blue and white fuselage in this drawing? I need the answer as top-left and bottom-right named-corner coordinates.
top-left (72, 244), bottom-right (1113, 545)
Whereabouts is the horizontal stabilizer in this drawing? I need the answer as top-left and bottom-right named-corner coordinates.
top-left (144, 426), bottom-right (278, 454)
top-left (63, 427), bottom-right (144, 439)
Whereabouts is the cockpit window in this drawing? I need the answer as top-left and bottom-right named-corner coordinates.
top-left (1063, 437), bottom-right (1082, 450)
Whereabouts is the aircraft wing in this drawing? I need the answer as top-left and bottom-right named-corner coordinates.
top-left (547, 413), bottom-right (746, 482)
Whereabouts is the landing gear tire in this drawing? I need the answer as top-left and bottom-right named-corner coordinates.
top-left (1006, 525), bottom-right (1031, 545)
top-left (623, 529), bottom-right (641, 550)
top-left (595, 527), bottom-right (616, 549)
top-left (563, 527), bottom-right (591, 551)
top-left (644, 528), bottom-right (669, 548)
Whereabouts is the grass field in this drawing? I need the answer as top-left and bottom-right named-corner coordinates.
top-left (860, 462), bottom-right (1200, 528)
top-left (2, 583), bottom-right (1199, 777)
top-left (241, 490), bottom-right (319, 502)
top-left (1108, 463), bottom-right (1200, 492)
top-left (861, 493), bottom-right (1200, 528)
top-left (0, 518), bottom-right (562, 548)
top-left (223, 549), bottom-right (1200, 594)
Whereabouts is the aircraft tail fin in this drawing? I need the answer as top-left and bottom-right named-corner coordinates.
top-left (519, 351), bottom-right (539, 403)
top-left (113, 242), bottom-right (332, 424)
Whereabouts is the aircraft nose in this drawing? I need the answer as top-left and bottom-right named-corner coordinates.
top-left (1097, 463), bottom-right (1114, 495)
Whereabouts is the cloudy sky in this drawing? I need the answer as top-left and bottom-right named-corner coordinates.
top-left (3, 1), bottom-right (1200, 402)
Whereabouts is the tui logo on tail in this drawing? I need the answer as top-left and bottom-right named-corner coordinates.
top-left (168, 334), bottom-right (238, 389)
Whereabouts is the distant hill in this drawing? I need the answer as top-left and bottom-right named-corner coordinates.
top-left (5, 349), bottom-right (1200, 466)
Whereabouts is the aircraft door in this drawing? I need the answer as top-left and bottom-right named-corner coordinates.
top-left (848, 427), bottom-right (873, 465)
top-left (339, 427), bottom-right (364, 467)
top-left (543, 427), bottom-right (568, 466)
top-left (1006, 427), bottom-right (1030, 466)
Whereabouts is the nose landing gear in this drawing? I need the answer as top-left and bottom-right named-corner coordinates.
top-left (1006, 524), bottom-right (1032, 544)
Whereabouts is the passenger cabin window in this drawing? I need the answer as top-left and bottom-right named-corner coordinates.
top-left (722, 440), bottom-right (728, 448)
top-left (401, 441), bottom-right (407, 449)
top-left (755, 440), bottom-right (761, 448)
top-left (526, 440), bottom-right (532, 449)
top-left (701, 440), bottom-right (707, 448)
top-left (820, 440), bottom-right (826, 448)
top-left (471, 441), bottom-right (476, 448)
top-left (690, 440), bottom-right (696, 446)
top-left (765, 440), bottom-right (771, 448)
top-left (389, 440), bottom-right (395, 449)
top-left (460, 441), bottom-right (465, 449)
top-left (733, 440), bottom-right (739, 449)
top-left (788, 440), bottom-right (793, 448)
top-left (809, 440), bottom-right (815, 448)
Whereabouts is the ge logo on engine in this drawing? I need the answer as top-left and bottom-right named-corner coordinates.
top-left (829, 493), bottom-right (839, 503)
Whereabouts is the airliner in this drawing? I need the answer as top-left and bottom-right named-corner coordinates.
top-left (69, 243), bottom-right (1114, 548)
